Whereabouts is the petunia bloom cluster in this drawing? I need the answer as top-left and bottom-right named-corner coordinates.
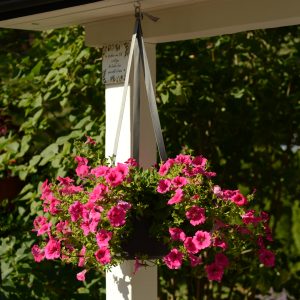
top-left (32, 141), bottom-right (275, 283)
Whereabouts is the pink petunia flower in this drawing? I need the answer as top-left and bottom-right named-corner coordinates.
top-left (124, 158), bottom-right (138, 167)
top-left (169, 228), bottom-right (186, 241)
top-left (158, 160), bottom-right (173, 176)
top-left (157, 179), bottom-right (171, 194)
top-left (59, 184), bottom-right (83, 195)
top-left (105, 169), bottom-right (124, 187)
top-left (31, 244), bottom-right (45, 262)
top-left (193, 230), bottom-right (211, 250)
top-left (89, 183), bottom-right (108, 202)
top-left (206, 263), bottom-right (224, 282)
top-left (215, 253), bottom-right (229, 268)
top-left (107, 205), bottom-right (127, 227)
top-left (85, 135), bottom-right (96, 145)
top-left (75, 156), bottom-right (88, 166)
top-left (186, 206), bottom-right (206, 226)
top-left (33, 216), bottom-right (48, 232)
top-left (167, 188), bottom-right (184, 205)
top-left (57, 176), bottom-right (74, 186)
top-left (189, 253), bottom-right (202, 267)
top-left (68, 201), bottom-right (83, 222)
top-left (116, 163), bottom-right (129, 178)
top-left (230, 192), bottom-right (248, 206)
top-left (95, 247), bottom-right (111, 265)
top-left (117, 200), bottom-right (132, 211)
top-left (174, 154), bottom-right (192, 165)
top-left (76, 164), bottom-right (89, 177)
top-left (172, 176), bottom-right (188, 188)
top-left (76, 269), bottom-right (87, 281)
top-left (91, 165), bottom-right (110, 178)
top-left (212, 238), bottom-right (228, 250)
top-left (258, 248), bottom-right (275, 267)
top-left (163, 248), bottom-right (184, 269)
top-left (78, 246), bottom-right (86, 267)
top-left (192, 156), bottom-right (207, 168)
top-left (80, 206), bottom-right (102, 236)
top-left (184, 237), bottom-right (198, 254)
top-left (44, 238), bottom-right (61, 260)
top-left (96, 229), bottom-right (113, 247)
top-left (37, 222), bottom-right (52, 236)
top-left (241, 210), bottom-right (261, 224)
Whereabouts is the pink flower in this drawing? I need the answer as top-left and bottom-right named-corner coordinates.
top-left (44, 239), bottom-right (61, 260)
top-left (215, 253), bottom-right (229, 268)
top-left (186, 206), bottom-right (206, 226)
top-left (192, 156), bottom-right (207, 168)
top-left (31, 245), bottom-right (45, 262)
top-left (193, 231), bottom-right (211, 250)
top-left (184, 237), bottom-right (198, 254)
top-left (222, 189), bottom-right (237, 200)
top-left (158, 160), bottom-right (173, 176)
top-left (174, 154), bottom-right (192, 165)
top-left (37, 222), bottom-right (52, 236)
top-left (59, 184), bottom-right (83, 195)
top-left (116, 163), bottom-right (129, 178)
top-left (48, 197), bottom-right (61, 215)
top-left (169, 228), bottom-right (186, 241)
top-left (95, 247), bottom-right (111, 265)
top-left (85, 135), bottom-right (96, 145)
top-left (212, 238), bottom-right (228, 250)
top-left (172, 176), bottom-right (188, 188)
top-left (68, 201), bottom-right (83, 222)
top-left (91, 165), bottom-right (110, 178)
top-left (78, 246), bottom-right (86, 267)
top-left (206, 263), bottom-right (224, 282)
top-left (57, 176), bottom-right (74, 186)
top-left (264, 224), bottom-right (273, 242)
top-left (76, 269), bottom-right (87, 281)
top-left (107, 205), bottom-right (127, 227)
top-left (76, 164), bottom-right (89, 177)
top-left (105, 169), bottom-right (124, 187)
top-left (230, 192), bottom-right (248, 206)
top-left (96, 229), bottom-right (113, 247)
top-left (258, 249), bottom-right (275, 267)
top-left (75, 156), bottom-right (88, 165)
top-left (89, 184), bottom-right (108, 202)
top-left (80, 206), bottom-right (102, 235)
top-left (33, 216), bottom-right (47, 232)
top-left (163, 249), bottom-right (184, 269)
top-left (241, 210), bottom-right (261, 224)
top-left (189, 254), bottom-right (202, 267)
top-left (117, 200), bottom-right (132, 211)
top-left (213, 185), bottom-right (223, 198)
top-left (133, 257), bottom-right (143, 275)
top-left (157, 179), bottom-right (171, 194)
top-left (124, 158), bottom-right (138, 167)
top-left (168, 188), bottom-right (184, 205)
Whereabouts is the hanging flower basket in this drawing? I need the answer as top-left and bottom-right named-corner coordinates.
top-left (31, 139), bottom-right (275, 282)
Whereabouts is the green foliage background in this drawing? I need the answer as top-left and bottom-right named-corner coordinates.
top-left (1, 24), bottom-right (300, 299)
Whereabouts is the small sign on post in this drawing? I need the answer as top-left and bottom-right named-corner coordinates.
top-left (102, 42), bottom-right (130, 85)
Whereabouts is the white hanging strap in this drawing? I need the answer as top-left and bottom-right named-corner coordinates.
top-left (113, 16), bottom-right (167, 162)
top-left (112, 19), bottom-right (138, 159)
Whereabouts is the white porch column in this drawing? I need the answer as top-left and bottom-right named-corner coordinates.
top-left (104, 43), bottom-right (158, 300)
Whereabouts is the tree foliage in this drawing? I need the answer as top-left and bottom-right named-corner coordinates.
top-left (1, 24), bottom-right (300, 299)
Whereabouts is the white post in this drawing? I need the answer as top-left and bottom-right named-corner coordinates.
top-left (105, 43), bottom-right (158, 299)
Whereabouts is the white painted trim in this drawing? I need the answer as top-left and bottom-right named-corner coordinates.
top-left (85, 0), bottom-right (300, 46)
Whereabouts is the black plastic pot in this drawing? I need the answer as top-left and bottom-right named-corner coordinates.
top-left (121, 215), bottom-right (168, 259)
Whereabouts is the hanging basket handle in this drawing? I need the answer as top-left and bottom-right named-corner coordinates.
top-left (112, 12), bottom-right (167, 163)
